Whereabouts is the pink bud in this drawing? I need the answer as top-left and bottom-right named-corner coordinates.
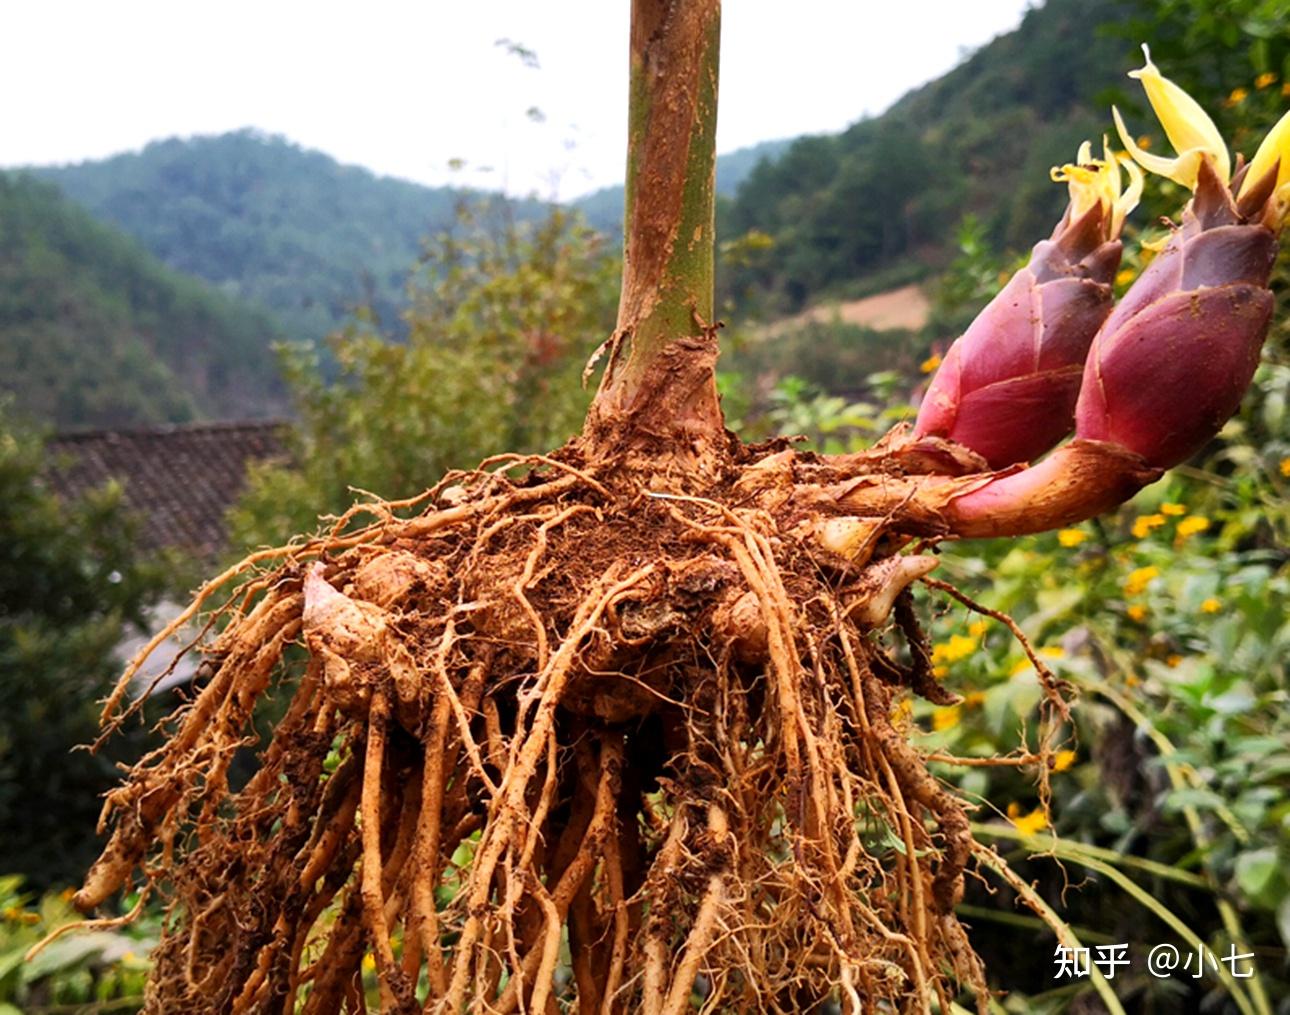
top-left (915, 202), bottom-right (1121, 468)
top-left (1075, 160), bottom-right (1277, 469)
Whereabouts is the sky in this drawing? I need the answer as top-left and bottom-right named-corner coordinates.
top-left (3, 1), bottom-right (1035, 201)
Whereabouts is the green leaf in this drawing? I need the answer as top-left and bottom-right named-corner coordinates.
top-left (1234, 847), bottom-right (1281, 903)
top-left (1277, 893), bottom-right (1290, 949)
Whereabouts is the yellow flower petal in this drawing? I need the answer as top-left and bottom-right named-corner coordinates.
top-left (1112, 141), bottom-right (1145, 236)
top-left (1240, 108), bottom-right (1290, 202)
top-left (1160, 502), bottom-right (1186, 516)
top-left (1132, 513), bottom-right (1167, 539)
top-left (1200, 597), bottom-right (1221, 614)
top-left (932, 705), bottom-right (962, 732)
top-left (1057, 528), bottom-right (1088, 547)
top-left (1127, 44), bottom-right (1230, 185)
top-left (1124, 565), bottom-right (1160, 596)
top-left (1052, 750), bottom-right (1078, 773)
top-left (1010, 806), bottom-right (1049, 837)
top-left (1113, 107), bottom-right (1212, 190)
top-left (1049, 137), bottom-right (1142, 238)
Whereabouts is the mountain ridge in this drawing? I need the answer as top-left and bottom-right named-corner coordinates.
top-left (0, 171), bottom-right (287, 428)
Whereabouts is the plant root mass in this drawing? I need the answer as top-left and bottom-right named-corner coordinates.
top-left (74, 436), bottom-right (1072, 1014)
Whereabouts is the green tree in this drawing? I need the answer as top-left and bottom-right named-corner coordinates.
top-left (229, 204), bottom-right (620, 548)
top-left (0, 411), bottom-right (164, 888)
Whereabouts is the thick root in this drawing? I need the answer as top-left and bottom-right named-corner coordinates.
top-left (74, 444), bottom-right (1072, 1013)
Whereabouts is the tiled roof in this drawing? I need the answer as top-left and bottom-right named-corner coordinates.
top-left (45, 420), bottom-right (291, 558)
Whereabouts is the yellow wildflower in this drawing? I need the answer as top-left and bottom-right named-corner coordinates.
top-left (122, 951), bottom-right (137, 964)
top-left (1052, 750), bottom-right (1078, 773)
top-left (1007, 802), bottom-right (1049, 836)
top-left (920, 353), bottom-right (942, 374)
top-left (969, 620), bottom-right (990, 638)
top-left (931, 634), bottom-right (977, 665)
top-left (1058, 528), bottom-right (1089, 547)
top-left (1114, 44), bottom-right (1231, 189)
top-left (1255, 72), bottom-right (1277, 90)
top-left (1132, 513), bottom-right (1167, 539)
top-left (1124, 565), bottom-right (1160, 597)
top-left (362, 953), bottom-right (377, 973)
top-left (963, 691), bottom-right (987, 708)
top-left (1010, 657), bottom-right (1033, 678)
top-left (1280, 457), bottom-right (1290, 478)
top-left (1039, 646), bottom-right (1066, 660)
top-left (1127, 604), bottom-right (1149, 622)
top-left (932, 706), bottom-right (962, 732)
top-left (1175, 515), bottom-right (1210, 540)
top-left (933, 664), bottom-right (948, 679)
top-left (1226, 87), bottom-right (1249, 107)
top-left (1166, 654), bottom-right (1183, 667)
top-left (1200, 597), bottom-right (1221, 614)
top-left (1115, 267), bottom-right (1135, 287)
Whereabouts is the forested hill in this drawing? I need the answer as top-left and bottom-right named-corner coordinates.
top-left (719, 0), bottom-right (1138, 313)
top-left (38, 131), bottom-right (547, 344)
top-left (37, 131), bottom-right (799, 341)
top-left (0, 173), bottom-right (286, 427)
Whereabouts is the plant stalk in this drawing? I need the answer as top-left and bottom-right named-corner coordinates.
top-left (585, 0), bottom-right (725, 464)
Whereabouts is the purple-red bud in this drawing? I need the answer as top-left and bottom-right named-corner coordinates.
top-left (915, 202), bottom-right (1122, 468)
top-left (1075, 159), bottom-right (1278, 469)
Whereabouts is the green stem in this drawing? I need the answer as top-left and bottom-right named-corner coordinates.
top-left (618, 0), bottom-right (719, 377)
top-left (586, 0), bottom-right (725, 460)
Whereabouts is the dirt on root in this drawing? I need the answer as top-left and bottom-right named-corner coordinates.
top-left (67, 438), bottom-right (1069, 1014)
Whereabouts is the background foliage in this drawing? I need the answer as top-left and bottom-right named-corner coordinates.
top-left (0, 410), bottom-right (164, 889)
top-left (228, 205), bottom-right (619, 549)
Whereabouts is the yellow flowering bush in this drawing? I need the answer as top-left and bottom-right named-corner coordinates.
top-left (1124, 564), bottom-right (1160, 596)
